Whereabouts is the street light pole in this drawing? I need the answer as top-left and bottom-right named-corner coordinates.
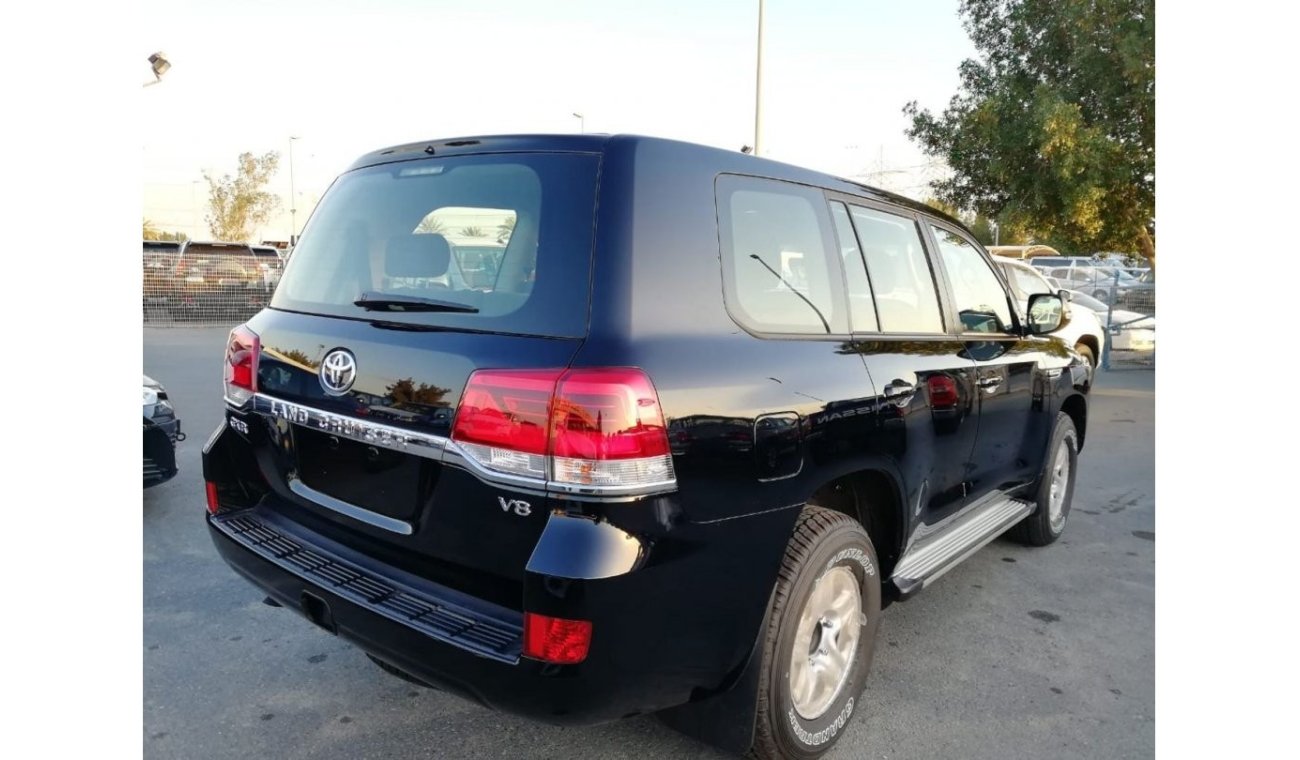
top-left (191, 180), bottom-right (201, 239)
top-left (572, 112), bottom-right (584, 133)
top-left (288, 136), bottom-right (299, 244)
top-left (753, 0), bottom-right (764, 156)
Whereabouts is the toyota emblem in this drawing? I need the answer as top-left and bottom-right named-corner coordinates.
top-left (319, 349), bottom-right (357, 396)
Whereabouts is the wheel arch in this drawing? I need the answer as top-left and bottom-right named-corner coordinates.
top-left (806, 469), bottom-right (905, 583)
top-left (1060, 392), bottom-right (1088, 451)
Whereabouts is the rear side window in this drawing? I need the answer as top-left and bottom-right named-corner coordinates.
top-left (829, 202), bottom-right (878, 332)
top-left (930, 225), bottom-right (1014, 334)
top-left (273, 152), bottom-right (600, 338)
top-left (716, 175), bottom-right (847, 335)
top-left (848, 205), bottom-right (944, 333)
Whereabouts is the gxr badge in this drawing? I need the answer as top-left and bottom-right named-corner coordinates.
top-left (498, 497), bottom-right (531, 517)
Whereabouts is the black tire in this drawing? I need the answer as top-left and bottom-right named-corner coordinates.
top-left (365, 653), bottom-right (435, 689)
top-left (1092, 288), bottom-right (1109, 302)
top-left (1074, 342), bottom-right (1096, 369)
top-left (1011, 412), bottom-right (1079, 546)
top-left (749, 507), bottom-right (882, 760)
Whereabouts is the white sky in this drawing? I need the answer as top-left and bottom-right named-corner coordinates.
top-left (141, 0), bottom-right (976, 242)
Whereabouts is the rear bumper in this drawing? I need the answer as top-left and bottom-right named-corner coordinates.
top-left (208, 503), bottom-right (778, 725)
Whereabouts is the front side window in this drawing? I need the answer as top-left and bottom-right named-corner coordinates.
top-left (1005, 263), bottom-right (1054, 303)
top-left (849, 205), bottom-right (944, 333)
top-left (930, 225), bottom-right (1014, 334)
top-left (716, 175), bottom-right (847, 335)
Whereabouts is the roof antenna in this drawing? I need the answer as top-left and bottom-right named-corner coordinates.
top-left (740, 145), bottom-right (753, 155)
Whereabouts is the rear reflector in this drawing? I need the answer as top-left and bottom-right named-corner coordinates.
top-left (223, 325), bottom-right (260, 406)
top-left (522, 612), bottom-right (592, 664)
top-left (451, 367), bottom-right (675, 493)
top-left (205, 481), bottom-right (220, 514)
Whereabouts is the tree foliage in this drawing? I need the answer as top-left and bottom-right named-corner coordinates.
top-left (904, 0), bottom-right (1154, 261)
top-left (496, 215), bottom-right (516, 244)
top-left (460, 226), bottom-right (487, 239)
top-left (921, 198), bottom-right (1003, 247)
top-left (142, 218), bottom-right (188, 241)
top-left (204, 151), bottom-right (282, 242)
top-left (415, 216), bottom-right (447, 235)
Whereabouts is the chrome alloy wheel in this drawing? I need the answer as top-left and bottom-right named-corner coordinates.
top-left (789, 566), bottom-right (863, 720)
top-left (1047, 438), bottom-right (1072, 532)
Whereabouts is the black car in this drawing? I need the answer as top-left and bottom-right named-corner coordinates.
top-left (203, 135), bottom-right (1090, 759)
top-left (144, 375), bottom-right (183, 487)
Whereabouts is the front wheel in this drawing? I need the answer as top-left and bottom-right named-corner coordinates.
top-left (1012, 412), bottom-right (1079, 546)
top-left (1074, 342), bottom-right (1096, 369)
top-left (750, 507), bottom-right (881, 759)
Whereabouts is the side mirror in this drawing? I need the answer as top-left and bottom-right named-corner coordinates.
top-left (1026, 293), bottom-right (1064, 335)
top-left (1058, 289), bottom-right (1072, 303)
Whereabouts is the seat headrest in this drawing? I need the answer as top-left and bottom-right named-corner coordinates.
top-left (386, 234), bottom-right (450, 278)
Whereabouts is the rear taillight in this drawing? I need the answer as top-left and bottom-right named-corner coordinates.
top-left (550, 369), bottom-right (673, 488)
top-left (224, 325), bottom-right (260, 406)
top-left (450, 367), bottom-right (676, 494)
top-left (522, 612), bottom-right (592, 664)
top-left (927, 375), bottom-right (959, 409)
top-left (205, 481), bottom-right (220, 514)
top-left (451, 370), bottom-right (561, 480)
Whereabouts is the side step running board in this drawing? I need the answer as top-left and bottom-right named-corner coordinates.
top-left (891, 495), bottom-right (1034, 598)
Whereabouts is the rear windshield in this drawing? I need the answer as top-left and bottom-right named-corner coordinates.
top-left (272, 152), bottom-right (600, 338)
top-left (184, 243), bottom-right (256, 257)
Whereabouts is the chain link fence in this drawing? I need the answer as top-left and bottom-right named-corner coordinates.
top-left (144, 242), bottom-right (284, 327)
top-left (1096, 271), bottom-right (1155, 371)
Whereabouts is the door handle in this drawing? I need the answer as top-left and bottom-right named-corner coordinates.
top-left (977, 375), bottom-right (1003, 392)
top-left (883, 380), bottom-right (916, 401)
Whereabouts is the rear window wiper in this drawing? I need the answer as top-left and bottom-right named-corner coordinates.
top-left (353, 292), bottom-right (479, 313)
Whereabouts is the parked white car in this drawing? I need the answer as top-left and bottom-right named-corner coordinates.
top-left (994, 258), bottom-right (1106, 368)
top-left (1062, 290), bottom-right (1155, 351)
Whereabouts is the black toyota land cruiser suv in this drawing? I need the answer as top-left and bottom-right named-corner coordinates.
top-left (204, 134), bottom-right (1089, 759)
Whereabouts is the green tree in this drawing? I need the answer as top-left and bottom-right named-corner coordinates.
top-left (904, 0), bottom-right (1154, 262)
top-left (460, 226), bottom-right (486, 238)
top-left (204, 151), bottom-right (282, 242)
top-left (496, 214), bottom-right (516, 244)
top-left (921, 198), bottom-right (1007, 247)
top-left (142, 218), bottom-right (189, 241)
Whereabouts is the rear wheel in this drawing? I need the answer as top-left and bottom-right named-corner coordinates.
top-left (749, 507), bottom-right (881, 759)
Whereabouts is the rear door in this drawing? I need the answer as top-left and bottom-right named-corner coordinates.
top-left (237, 150), bottom-right (601, 604)
top-left (832, 198), bottom-right (981, 526)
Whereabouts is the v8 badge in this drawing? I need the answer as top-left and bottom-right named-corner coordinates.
top-left (497, 497), bottom-right (532, 517)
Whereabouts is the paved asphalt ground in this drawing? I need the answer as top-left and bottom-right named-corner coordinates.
top-left (144, 327), bottom-right (1154, 759)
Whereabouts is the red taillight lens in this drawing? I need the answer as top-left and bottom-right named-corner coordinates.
top-left (551, 369), bottom-right (670, 459)
top-left (205, 481), bottom-right (220, 514)
top-left (451, 370), bottom-right (562, 479)
top-left (450, 367), bottom-right (676, 491)
top-left (550, 368), bottom-right (673, 487)
top-left (522, 612), bottom-right (592, 665)
top-left (927, 375), bottom-right (959, 409)
top-left (224, 325), bottom-right (260, 405)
